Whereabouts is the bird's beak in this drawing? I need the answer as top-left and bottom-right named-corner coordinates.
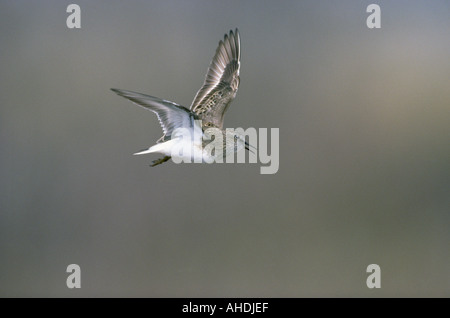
top-left (245, 141), bottom-right (257, 154)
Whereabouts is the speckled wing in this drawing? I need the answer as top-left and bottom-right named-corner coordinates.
top-left (190, 29), bottom-right (241, 129)
top-left (111, 88), bottom-right (194, 143)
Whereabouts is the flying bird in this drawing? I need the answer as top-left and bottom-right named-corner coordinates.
top-left (111, 29), bottom-right (252, 166)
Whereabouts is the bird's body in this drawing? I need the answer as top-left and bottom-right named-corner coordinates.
top-left (111, 29), bottom-right (251, 166)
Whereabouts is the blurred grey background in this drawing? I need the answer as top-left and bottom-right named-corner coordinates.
top-left (0, 0), bottom-right (449, 297)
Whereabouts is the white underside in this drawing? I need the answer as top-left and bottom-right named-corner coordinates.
top-left (133, 124), bottom-right (214, 162)
top-left (134, 138), bottom-right (209, 162)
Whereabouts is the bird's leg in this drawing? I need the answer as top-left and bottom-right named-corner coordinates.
top-left (150, 156), bottom-right (171, 167)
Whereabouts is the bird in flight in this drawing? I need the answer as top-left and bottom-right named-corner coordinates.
top-left (111, 29), bottom-right (252, 166)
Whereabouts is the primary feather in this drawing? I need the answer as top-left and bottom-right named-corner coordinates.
top-left (190, 29), bottom-right (241, 129)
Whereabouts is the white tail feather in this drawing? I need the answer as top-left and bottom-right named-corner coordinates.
top-left (133, 148), bottom-right (154, 155)
top-left (133, 139), bottom-right (179, 156)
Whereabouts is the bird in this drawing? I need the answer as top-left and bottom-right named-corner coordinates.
top-left (111, 29), bottom-right (253, 167)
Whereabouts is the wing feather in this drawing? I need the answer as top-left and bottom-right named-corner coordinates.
top-left (111, 88), bottom-right (194, 142)
top-left (190, 29), bottom-right (241, 128)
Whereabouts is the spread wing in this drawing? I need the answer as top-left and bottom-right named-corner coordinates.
top-left (190, 29), bottom-right (241, 129)
top-left (111, 88), bottom-right (194, 142)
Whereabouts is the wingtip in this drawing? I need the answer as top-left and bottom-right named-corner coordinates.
top-left (111, 88), bottom-right (131, 97)
top-left (225, 28), bottom-right (239, 40)
top-left (230, 28), bottom-right (239, 38)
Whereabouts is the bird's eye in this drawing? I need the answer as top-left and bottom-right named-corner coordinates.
top-left (234, 135), bottom-right (238, 141)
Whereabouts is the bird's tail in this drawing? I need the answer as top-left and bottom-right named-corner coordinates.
top-left (133, 139), bottom-right (178, 156)
top-left (133, 148), bottom-right (154, 155)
